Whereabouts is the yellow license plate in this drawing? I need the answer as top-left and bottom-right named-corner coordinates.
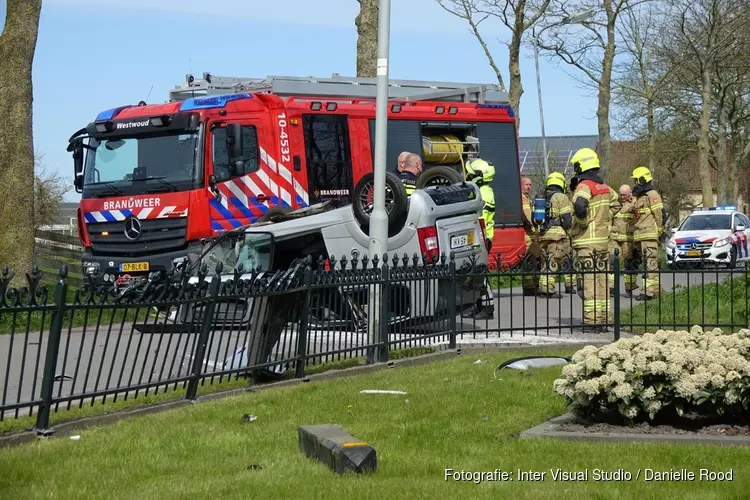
top-left (119, 262), bottom-right (150, 272)
top-left (685, 250), bottom-right (702, 257)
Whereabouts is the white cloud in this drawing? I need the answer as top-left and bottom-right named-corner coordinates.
top-left (46, 0), bottom-right (469, 35)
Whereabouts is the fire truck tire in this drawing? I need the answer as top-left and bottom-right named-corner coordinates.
top-left (416, 165), bottom-right (463, 189)
top-left (257, 206), bottom-right (293, 223)
top-left (352, 171), bottom-right (408, 228)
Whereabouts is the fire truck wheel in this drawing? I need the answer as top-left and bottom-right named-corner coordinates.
top-left (352, 171), bottom-right (408, 229)
top-left (257, 206), bottom-right (293, 223)
top-left (415, 165), bottom-right (463, 189)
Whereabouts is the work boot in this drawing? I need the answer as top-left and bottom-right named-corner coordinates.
top-left (473, 309), bottom-right (495, 320)
top-left (635, 293), bottom-right (655, 302)
top-left (565, 285), bottom-right (576, 294)
top-left (541, 291), bottom-right (563, 299)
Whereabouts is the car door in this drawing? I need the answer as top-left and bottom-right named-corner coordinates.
top-left (209, 120), bottom-right (279, 232)
top-left (302, 114), bottom-right (354, 205)
top-left (736, 214), bottom-right (750, 260)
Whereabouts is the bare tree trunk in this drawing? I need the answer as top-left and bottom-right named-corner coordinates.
top-left (0, 0), bottom-right (42, 282)
top-left (596, 0), bottom-right (616, 176)
top-left (507, 15), bottom-right (524, 130)
top-left (697, 67), bottom-right (715, 206)
top-left (715, 102), bottom-right (729, 204)
top-left (355, 0), bottom-right (378, 78)
top-left (646, 98), bottom-right (656, 171)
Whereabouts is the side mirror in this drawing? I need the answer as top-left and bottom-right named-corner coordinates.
top-left (737, 224), bottom-right (746, 232)
top-left (70, 139), bottom-right (84, 192)
top-left (671, 227), bottom-right (678, 233)
top-left (208, 174), bottom-right (222, 202)
top-left (225, 123), bottom-right (245, 177)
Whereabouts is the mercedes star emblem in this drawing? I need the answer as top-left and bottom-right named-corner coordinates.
top-left (691, 243), bottom-right (698, 250)
top-left (124, 217), bottom-right (142, 241)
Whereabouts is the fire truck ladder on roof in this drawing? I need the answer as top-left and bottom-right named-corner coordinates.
top-left (168, 73), bottom-right (510, 104)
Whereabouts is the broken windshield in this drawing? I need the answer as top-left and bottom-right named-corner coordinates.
top-left (82, 130), bottom-right (201, 196)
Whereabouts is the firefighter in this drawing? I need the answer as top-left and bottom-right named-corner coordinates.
top-left (462, 157), bottom-right (495, 319)
top-left (631, 166), bottom-right (663, 300)
top-left (521, 176), bottom-right (541, 296)
top-left (537, 172), bottom-right (575, 298)
top-left (569, 148), bottom-right (613, 331)
top-left (609, 184), bottom-right (639, 297)
top-left (398, 153), bottom-right (422, 196)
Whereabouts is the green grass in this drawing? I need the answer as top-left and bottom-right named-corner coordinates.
top-left (0, 347), bottom-right (436, 435)
top-left (2, 347), bottom-right (749, 500)
top-left (622, 274), bottom-right (750, 333)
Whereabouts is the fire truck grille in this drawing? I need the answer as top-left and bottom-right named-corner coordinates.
top-left (87, 218), bottom-right (187, 256)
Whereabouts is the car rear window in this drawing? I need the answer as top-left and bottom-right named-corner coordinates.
top-left (680, 214), bottom-right (731, 231)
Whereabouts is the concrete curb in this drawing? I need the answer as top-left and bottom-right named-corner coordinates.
top-left (0, 342), bottom-right (601, 448)
top-left (520, 413), bottom-right (750, 446)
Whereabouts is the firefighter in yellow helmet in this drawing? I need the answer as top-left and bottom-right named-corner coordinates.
top-left (521, 175), bottom-right (541, 295)
top-left (462, 157), bottom-right (495, 319)
top-left (608, 184), bottom-right (639, 297)
top-left (537, 172), bottom-right (575, 297)
top-left (569, 148), bottom-right (614, 331)
top-left (631, 166), bottom-right (663, 300)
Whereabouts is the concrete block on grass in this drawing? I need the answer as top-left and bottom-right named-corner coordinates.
top-left (298, 424), bottom-right (376, 474)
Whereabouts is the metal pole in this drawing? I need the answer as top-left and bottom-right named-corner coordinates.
top-left (367, 0), bottom-right (391, 362)
top-left (534, 37), bottom-right (550, 179)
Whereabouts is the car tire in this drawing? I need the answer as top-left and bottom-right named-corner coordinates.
top-left (257, 205), bottom-right (293, 223)
top-left (352, 171), bottom-right (409, 229)
top-left (416, 165), bottom-right (463, 189)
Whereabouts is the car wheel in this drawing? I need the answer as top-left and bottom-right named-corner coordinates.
top-left (415, 165), bottom-right (463, 189)
top-left (352, 171), bottom-right (409, 229)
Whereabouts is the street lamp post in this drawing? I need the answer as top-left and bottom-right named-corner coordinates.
top-left (531, 8), bottom-right (596, 179)
top-left (366, 0), bottom-right (392, 363)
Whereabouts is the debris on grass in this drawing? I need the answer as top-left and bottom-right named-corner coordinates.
top-left (241, 414), bottom-right (258, 423)
top-left (359, 390), bottom-right (407, 395)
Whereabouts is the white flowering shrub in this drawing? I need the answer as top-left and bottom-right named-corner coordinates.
top-left (554, 326), bottom-right (750, 422)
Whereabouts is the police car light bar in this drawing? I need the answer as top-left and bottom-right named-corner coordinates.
top-left (709, 205), bottom-right (737, 211)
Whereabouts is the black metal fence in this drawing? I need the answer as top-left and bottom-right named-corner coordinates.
top-left (1, 248), bottom-right (748, 433)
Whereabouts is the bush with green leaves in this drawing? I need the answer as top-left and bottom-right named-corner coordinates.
top-left (553, 326), bottom-right (750, 422)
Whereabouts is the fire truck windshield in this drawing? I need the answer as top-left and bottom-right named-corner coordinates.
top-left (82, 131), bottom-right (201, 196)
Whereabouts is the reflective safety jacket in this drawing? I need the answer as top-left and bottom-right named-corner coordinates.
top-left (540, 190), bottom-right (573, 242)
top-left (399, 171), bottom-right (418, 197)
top-left (479, 184), bottom-right (495, 241)
top-left (522, 193), bottom-right (536, 247)
top-left (571, 179), bottom-right (614, 251)
top-left (612, 199), bottom-right (637, 242)
top-left (634, 188), bottom-right (664, 241)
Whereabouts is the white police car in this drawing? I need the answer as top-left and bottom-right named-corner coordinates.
top-left (665, 206), bottom-right (750, 268)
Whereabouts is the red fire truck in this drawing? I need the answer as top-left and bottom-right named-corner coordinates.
top-left (68, 73), bottom-right (525, 281)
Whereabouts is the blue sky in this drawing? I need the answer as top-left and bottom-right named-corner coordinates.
top-left (2, 0), bottom-right (598, 201)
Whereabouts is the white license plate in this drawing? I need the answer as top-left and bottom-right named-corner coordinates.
top-left (450, 232), bottom-right (474, 249)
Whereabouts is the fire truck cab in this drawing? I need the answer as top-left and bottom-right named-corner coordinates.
top-left (69, 73), bottom-right (525, 283)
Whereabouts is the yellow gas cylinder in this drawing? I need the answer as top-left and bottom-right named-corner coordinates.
top-left (422, 135), bottom-right (464, 164)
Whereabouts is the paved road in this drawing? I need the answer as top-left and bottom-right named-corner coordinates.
top-left (0, 269), bottom-right (736, 417)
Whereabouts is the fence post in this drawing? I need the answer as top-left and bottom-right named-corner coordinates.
top-left (448, 254), bottom-right (457, 350)
top-left (34, 267), bottom-right (69, 435)
top-left (613, 249), bottom-right (621, 341)
top-left (378, 259), bottom-right (390, 363)
top-left (186, 268), bottom-right (222, 401)
top-left (295, 263), bottom-right (313, 378)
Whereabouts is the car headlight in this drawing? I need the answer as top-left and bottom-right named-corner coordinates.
top-left (713, 237), bottom-right (731, 248)
top-left (666, 239), bottom-right (676, 249)
top-left (82, 261), bottom-right (100, 275)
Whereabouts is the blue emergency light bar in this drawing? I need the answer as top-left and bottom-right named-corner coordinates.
top-left (709, 205), bottom-right (736, 211)
top-left (179, 93), bottom-right (252, 112)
